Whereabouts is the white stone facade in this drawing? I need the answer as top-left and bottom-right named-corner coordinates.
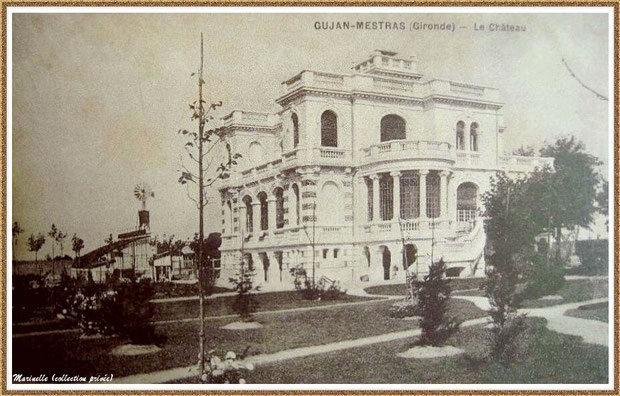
top-left (216, 50), bottom-right (553, 290)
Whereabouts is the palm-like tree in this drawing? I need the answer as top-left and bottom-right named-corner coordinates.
top-left (72, 234), bottom-right (84, 264)
top-left (27, 233), bottom-right (46, 274)
top-left (56, 230), bottom-right (67, 257)
top-left (48, 224), bottom-right (58, 260)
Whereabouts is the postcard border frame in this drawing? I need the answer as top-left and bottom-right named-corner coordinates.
top-left (0, 2), bottom-right (618, 395)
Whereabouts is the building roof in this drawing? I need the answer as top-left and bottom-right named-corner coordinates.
top-left (75, 234), bottom-right (149, 269)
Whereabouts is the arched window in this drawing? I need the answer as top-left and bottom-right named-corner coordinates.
top-left (274, 188), bottom-right (284, 229)
top-left (456, 121), bottom-right (465, 150)
top-left (456, 182), bottom-right (478, 222)
top-left (400, 172), bottom-right (420, 219)
top-left (426, 173), bottom-right (440, 218)
top-left (379, 175), bottom-right (394, 221)
top-left (470, 122), bottom-right (479, 151)
top-left (291, 113), bottom-right (299, 148)
top-left (320, 111), bottom-right (338, 147)
top-left (258, 192), bottom-right (268, 231)
top-left (243, 196), bottom-right (253, 233)
top-left (380, 115), bottom-right (406, 142)
top-left (319, 181), bottom-right (341, 224)
top-left (292, 184), bottom-right (300, 226)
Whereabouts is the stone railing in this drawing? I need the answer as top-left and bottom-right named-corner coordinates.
top-left (361, 140), bottom-right (454, 164)
top-left (455, 151), bottom-right (482, 168)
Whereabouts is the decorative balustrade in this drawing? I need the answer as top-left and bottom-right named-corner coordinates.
top-left (362, 140), bottom-right (453, 163)
top-left (319, 147), bottom-right (346, 159)
top-left (455, 151), bottom-right (482, 168)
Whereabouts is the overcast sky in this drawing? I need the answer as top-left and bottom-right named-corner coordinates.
top-left (11, 11), bottom-right (610, 259)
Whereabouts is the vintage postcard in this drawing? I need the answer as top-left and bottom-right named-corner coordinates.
top-left (4, 5), bottom-right (617, 394)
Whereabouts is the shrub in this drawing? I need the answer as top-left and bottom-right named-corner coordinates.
top-left (414, 259), bottom-right (461, 346)
top-left (489, 313), bottom-right (527, 364)
top-left (523, 254), bottom-right (565, 299)
top-left (66, 279), bottom-right (157, 344)
top-left (229, 258), bottom-right (260, 321)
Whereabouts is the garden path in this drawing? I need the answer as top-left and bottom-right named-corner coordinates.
top-left (112, 297), bottom-right (607, 384)
top-left (454, 295), bottom-right (610, 346)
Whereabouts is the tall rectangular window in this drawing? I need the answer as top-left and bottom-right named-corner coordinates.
top-left (379, 175), bottom-right (393, 221)
top-left (400, 174), bottom-right (420, 219)
top-left (426, 173), bottom-right (440, 218)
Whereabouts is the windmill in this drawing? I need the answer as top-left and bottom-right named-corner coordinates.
top-left (134, 183), bottom-right (155, 230)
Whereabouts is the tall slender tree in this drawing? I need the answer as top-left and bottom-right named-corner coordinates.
top-left (48, 224), bottom-right (58, 260)
top-left (177, 33), bottom-right (240, 375)
top-left (27, 233), bottom-right (46, 274)
top-left (56, 229), bottom-right (67, 257)
top-left (12, 222), bottom-right (23, 261)
top-left (72, 234), bottom-right (84, 262)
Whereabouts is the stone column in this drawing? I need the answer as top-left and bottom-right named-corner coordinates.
top-left (440, 171), bottom-right (450, 221)
top-left (391, 171), bottom-right (401, 221)
top-left (465, 124), bottom-right (471, 152)
top-left (371, 174), bottom-right (380, 222)
top-left (268, 197), bottom-right (277, 232)
top-left (252, 202), bottom-right (261, 234)
top-left (419, 170), bottom-right (428, 220)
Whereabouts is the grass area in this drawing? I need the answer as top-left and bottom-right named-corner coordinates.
top-left (565, 302), bottom-right (609, 323)
top-left (451, 278), bottom-right (609, 308)
top-left (12, 299), bottom-right (485, 381)
top-left (520, 278), bottom-right (608, 308)
top-left (243, 318), bottom-right (608, 384)
top-left (12, 291), bottom-right (376, 334)
top-left (152, 291), bottom-right (376, 321)
top-left (365, 277), bottom-right (485, 296)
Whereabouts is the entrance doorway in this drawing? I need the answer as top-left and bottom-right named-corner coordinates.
top-left (382, 247), bottom-right (391, 280)
top-left (404, 244), bottom-right (417, 271)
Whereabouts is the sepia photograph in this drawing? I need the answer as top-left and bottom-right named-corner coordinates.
top-left (5, 6), bottom-right (616, 392)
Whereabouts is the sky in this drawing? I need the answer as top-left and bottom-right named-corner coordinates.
top-left (11, 11), bottom-right (611, 259)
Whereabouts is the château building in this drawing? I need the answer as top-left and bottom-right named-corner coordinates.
top-left (216, 50), bottom-right (553, 289)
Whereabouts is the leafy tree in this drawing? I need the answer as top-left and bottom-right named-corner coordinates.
top-left (596, 179), bottom-right (609, 230)
top-left (176, 33), bottom-right (241, 375)
top-left (539, 136), bottom-right (602, 261)
top-left (12, 221), bottom-right (23, 261)
top-left (482, 173), bottom-right (539, 362)
top-left (72, 234), bottom-right (85, 262)
top-left (27, 233), bottom-right (46, 263)
top-left (414, 259), bottom-right (461, 346)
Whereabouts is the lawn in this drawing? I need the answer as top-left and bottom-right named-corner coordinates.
top-left (365, 277), bottom-right (486, 296)
top-left (243, 318), bottom-right (608, 384)
top-left (12, 298), bottom-right (485, 381)
top-left (450, 278), bottom-right (609, 309)
top-left (13, 291), bottom-right (377, 335)
top-left (565, 302), bottom-right (609, 323)
top-left (152, 291), bottom-right (376, 321)
top-left (520, 278), bottom-right (608, 308)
